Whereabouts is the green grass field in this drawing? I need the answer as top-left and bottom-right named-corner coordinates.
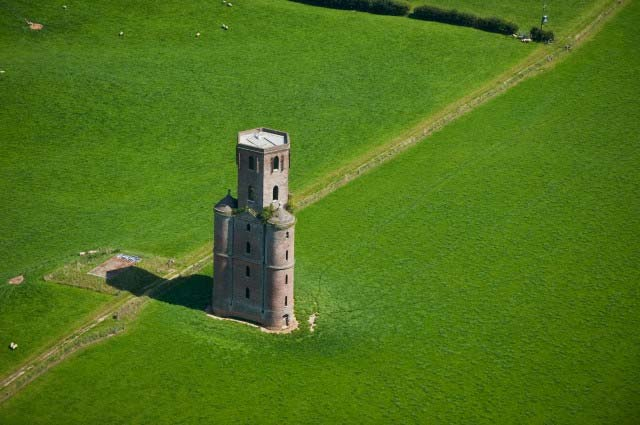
top-left (0, 0), bottom-right (636, 422)
top-left (0, 0), bottom-right (548, 374)
top-left (0, 278), bottom-right (109, 376)
top-left (0, 0), bottom-right (608, 372)
top-left (0, 0), bottom-right (534, 280)
top-left (0, 0), bottom-right (534, 374)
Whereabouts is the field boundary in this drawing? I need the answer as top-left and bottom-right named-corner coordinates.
top-left (0, 0), bottom-right (627, 406)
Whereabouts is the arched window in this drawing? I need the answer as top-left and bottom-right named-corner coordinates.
top-left (248, 156), bottom-right (255, 170)
top-left (285, 296), bottom-right (288, 306)
top-left (248, 185), bottom-right (255, 201)
top-left (285, 274), bottom-right (288, 285)
top-left (246, 223), bottom-right (251, 232)
top-left (246, 242), bottom-right (251, 254)
top-left (245, 266), bottom-right (250, 277)
top-left (285, 250), bottom-right (288, 261)
top-left (273, 156), bottom-right (279, 171)
top-left (245, 288), bottom-right (250, 299)
top-left (273, 186), bottom-right (279, 201)
top-left (286, 231), bottom-right (289, 239)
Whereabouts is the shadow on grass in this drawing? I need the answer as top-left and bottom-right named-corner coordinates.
top-left (106, 266), bottom-right (212, 312)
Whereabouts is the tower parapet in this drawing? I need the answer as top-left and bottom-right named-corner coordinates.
top-left (212, 128), bottom-right (296, 331)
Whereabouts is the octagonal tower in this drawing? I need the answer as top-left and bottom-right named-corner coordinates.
top-left (212, 128), bottom-right (296, 331)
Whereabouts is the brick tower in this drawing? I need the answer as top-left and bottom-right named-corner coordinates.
top-left (212, 128), bottom-right (296, 330)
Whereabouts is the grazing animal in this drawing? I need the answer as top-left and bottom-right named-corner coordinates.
top-left (119, 31), bottom-right (124, 37)
top-left (196, 32), bottom-right (201, 38)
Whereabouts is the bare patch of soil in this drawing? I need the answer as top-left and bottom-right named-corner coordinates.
top-left (88, 256), bottom-right (139, 279)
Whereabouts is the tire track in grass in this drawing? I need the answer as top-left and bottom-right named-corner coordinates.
top-left (0, 0), bottom-right (627, 405)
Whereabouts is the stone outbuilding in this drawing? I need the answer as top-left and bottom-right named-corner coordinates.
top-left (212, 128), bottom-right (296, 330)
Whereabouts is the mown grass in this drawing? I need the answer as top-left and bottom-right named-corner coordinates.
top-left (1, 0), bottom-right (637, 422)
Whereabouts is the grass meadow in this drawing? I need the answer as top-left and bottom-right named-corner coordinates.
top-left (0, 0), bottom-right (608, 374)
top-left (0, 0), bottom-right (637, 422)
top-left (0, 0), bottom-right (532, 374)
top-left (0, 0), bottom-right (532, 279)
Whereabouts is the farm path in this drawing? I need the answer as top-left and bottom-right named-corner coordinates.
top-left (0, 0), bottom-right (628, 405)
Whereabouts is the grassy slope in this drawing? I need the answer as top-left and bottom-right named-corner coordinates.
top-left (1, 0), bottom-right (638, 422)
top-left (408, 0), bottom-right (609, 37)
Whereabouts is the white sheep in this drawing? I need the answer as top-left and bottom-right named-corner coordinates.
top-left (119, 31), bottom-right (124, 37)
top-left (196, 32), bottom-right (201, 38)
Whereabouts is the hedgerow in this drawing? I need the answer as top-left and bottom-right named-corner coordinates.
top-left (530, 27), bottom-right (555, 42)
top-left (410, 5), bottom-right (518, 35)
top-left (290, 0), bottom-right (410, 16)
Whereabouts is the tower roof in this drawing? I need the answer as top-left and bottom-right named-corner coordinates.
top-left (238, 128), bottom-right (289, 150)
top-left (214, 190), bottom-right (237, 214)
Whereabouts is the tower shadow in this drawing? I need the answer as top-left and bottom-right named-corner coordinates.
top-left (105, 266), bottom-right (212, 312)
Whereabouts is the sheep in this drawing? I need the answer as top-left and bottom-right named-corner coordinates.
top-left (227, 2), bottom-right (233, 6)
top-left (221, 24), bottom-right (229, 30)
top-left (521, 38), bottom-right (532, 43)
top-left (62, 5), bottom-right (67, 9)
top-left (119, 31), bottom-right (124, 37)
top-left (9, 342), bottom-right (18, 350)
top-left (196, 32), bottom-right (201, 38)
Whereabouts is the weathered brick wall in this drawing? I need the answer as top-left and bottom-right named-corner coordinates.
top-left (212, 211), bottom-right (234, 315)
top-left (237, 145), bottom-right (290, 211)
top-left (213, 129), bottom-right (296, 330)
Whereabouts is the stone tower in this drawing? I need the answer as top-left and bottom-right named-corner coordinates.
top-left (212, 128), bottom-right (296, 331)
